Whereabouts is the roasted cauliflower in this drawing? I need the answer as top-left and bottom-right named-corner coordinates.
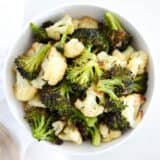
top-left (75, 86), bottom-right (105, 117)
top-left (64, 38), bottom-right (84, 58)
top-left (42, 47), bottom-right (67, 85)
top-left (46, 15), bottom-right (74, 40)
top-left (14, 72), bottom-right (37, 101)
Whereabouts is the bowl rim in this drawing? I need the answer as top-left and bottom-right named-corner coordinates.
top-left (3, 3), bottom-right (155, 155)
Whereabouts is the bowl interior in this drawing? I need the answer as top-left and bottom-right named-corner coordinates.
top-left (4, 4), bottom-right (154, 154)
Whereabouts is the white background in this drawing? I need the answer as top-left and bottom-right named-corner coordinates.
top-left (0, 0), bottom-right (160, 159)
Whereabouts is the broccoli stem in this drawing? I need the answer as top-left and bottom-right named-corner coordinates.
top-left (89, 126), bottom-right (101, 146)
top-left (30, 22), bottom-right (48, 40)
top-left (33, 43), bottom-right (51, 65)
top-left (104, 12), bottom-right (124, 31)
top-left (85, 117), bottom-right (97, 127)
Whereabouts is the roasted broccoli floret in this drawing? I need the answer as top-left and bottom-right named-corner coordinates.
top-left (30, 23), bottom-right (50, 43)
top-left (97, 78), bottom-right (123, 101)
top-left (25, 108), bottom-right (55, 141)
top-left (99, 111), bottom-right (130, 132)
top-left (104, 12), bottom-right (132, 51)
top-left (70, 110), bottom-right (101, 146)
top-left (50, 80), bottom-right (73, 100)
top-left (66, 45), bottom-right (103, 89)
top-left (123, 73), bottom-right (148, 95)
top-left (105, 65), bottom-right (132, 79)
top-left (104, 97), bottom-right (127, 112)
top-left (105, 66), bottom-right (148, 95)
top-left (96, 78), bottom-right (126, 112)
top-left (72, 28), bottom-right (109, 52)
top-left (40, 84), bottom-right (72, 117)
top-left (15, 43), bottom-right (51, 80)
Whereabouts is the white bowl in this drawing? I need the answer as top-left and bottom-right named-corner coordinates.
top-left (4, 4), bottom-right (155, 155)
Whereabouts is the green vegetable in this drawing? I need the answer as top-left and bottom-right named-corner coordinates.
top-left (89, 126), bottom-right (101, 146)
top-left (55, 26), bottom-right (71, 53)
top-left (104, 12), bottom-right (132, 51)
top-left (123, 73), bottom-right (148, 95)
top-left (72, 28), bottom-right (109, 52)
top-left (25, 108), bottom-right (55, 141)
top-left (97, 78), bottom-right (126, 112)
top-left (99, 111), bottom-right (130, 132)
top-left (97, 79), bottom-right (123, 101)
top-left (40, 84), bottom-right (72, 118)
top-left (67, 45), bottom-right (103, 89)
top-left (15, 43), bottom-right (51, 80)
top-left (104, 97), bottom-right (126, 112)
top-left (105, 66), bottom-right (148, 95)
top-left (51, 80), bottom-right (73, 100)
top-left (104, 12), bottom-right (124, 31)
top-left (30, 23), bottom-right (49, 42)
top-left (70, 110), bottom-right (101, 146)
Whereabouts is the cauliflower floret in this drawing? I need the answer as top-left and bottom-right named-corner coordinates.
top-left (127, 51), bottom-right (148, 76)
top-left (14, 72), bottom-right (37, 101)
top-left (99, 124), bottom-right (109, 138)
top-left (112, 50), bottom-right (128, 67)
top-left (97, 51), bottom-right (116, 71)
top-left (78, 16), bottom-right (98, 29)
top-left (52, 121), bottom-right (66, 135)
top-left (109, 130), bottom-right (122, 140)
top-left (122, 46), bottom-right (135, 60)
top-left (99, 124), bottom-right (122, 142)
top-left (42, 47), bottom-right (67, 85)
top-left (97, 48), bottom-right (135, 71)
top-left (75, 86), bottom-right (104, 117)
top-left (46, 15), bottom-right (74, 40)
top-left (58, 125), bottom-right (82, 144)
top-left (28, 94), bottom-right (46, 108)
top-left (64, 38), bottom-right (84, 58)
top-left (121, 94), bottom-right (145, 128)
top-left (31, 72), bottom-right (46, 89)
top-left (26, 42), bottom-right (43, 56)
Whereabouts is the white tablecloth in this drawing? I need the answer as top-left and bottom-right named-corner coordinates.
top-left (0, 0), bottom-right (160, 159)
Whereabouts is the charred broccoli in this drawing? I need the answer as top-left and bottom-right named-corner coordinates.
top-left (51, 80), bottom-right (73, 100)
top-left (66, 45), bottom-right (103, 89)
top-left (15, 43), bottom-right (51, 80)
top-left (72, 28), bottom-right (109, 52)
top-left (124, 73), bottom-right (148, 94)
top-left (104, 66), bottom-right (148, 95)
top-left (25, 108), bottom-right (55, 141)
top-left (70, 111), bottom-right (101, 146)
top-left (99, 111), bottom-right (130, 132)
top-left (104, 12), bottom-right (132, 51)
top-left (30, 23), bottom-right (50, 43)
top-left (96, 78), bottom-right (126, 112)
top-left (97, 78), bottom-right (123, 101)
top-left (40, 84), bottom-right (72, 118)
